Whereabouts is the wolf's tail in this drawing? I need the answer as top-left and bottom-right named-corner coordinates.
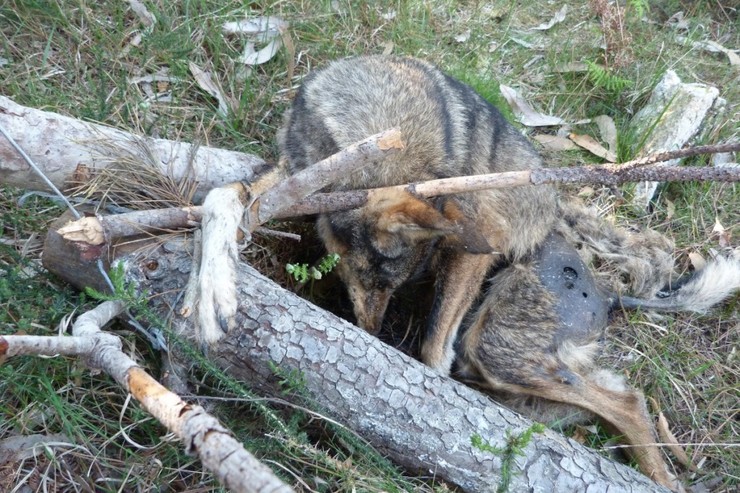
top-left (617, 256), bottom-right (740, 313)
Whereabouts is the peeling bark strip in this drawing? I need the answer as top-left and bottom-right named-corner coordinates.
top-left (0, 96), bottom-right (266, 202)
top-left (125, 366), bottom-right (294, 493)
top-left (122, 244), bottom-right (670, 492)
top-left (1, 300), bottom-right (292, 493)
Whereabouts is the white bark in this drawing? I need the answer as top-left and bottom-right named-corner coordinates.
top-left (0, 95), bottom-right (266, 202)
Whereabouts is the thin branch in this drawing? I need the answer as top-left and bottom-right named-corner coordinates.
top-left (0, 300), bottom-right (294, 493)
top-left (250, 127), bottom-right (404, 225)
top-left (604, 142), bottom-right (740, 171)
top-left (55, 142), bottom-right (738, 244)
top-left (276, 160), bottom-right (740, 218)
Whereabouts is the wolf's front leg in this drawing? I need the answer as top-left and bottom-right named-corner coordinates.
top-left (421, 251), bottom-right (494, 374)
top-left (192, 183), bottom-right (248, 346)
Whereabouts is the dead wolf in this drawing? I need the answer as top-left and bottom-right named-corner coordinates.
top-left (272, 56), bottom-right (740, 491)
top-left (457, 220), bottom-right (739, 492)
top-left (196, 55), bottom-right (738, 491)
top-left (278, 55), bottom-right (558, 374)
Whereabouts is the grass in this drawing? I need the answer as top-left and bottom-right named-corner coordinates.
top-left (1, 0), bottom-right (738, 491)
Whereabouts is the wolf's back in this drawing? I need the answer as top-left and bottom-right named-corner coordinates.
top-left (278, 55), bottom-right (557, 259)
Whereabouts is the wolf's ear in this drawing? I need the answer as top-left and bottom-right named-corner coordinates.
top-left (370, 190), bottom-right (493, 254)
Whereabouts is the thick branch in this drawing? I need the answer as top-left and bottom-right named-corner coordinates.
top-left (0, 96), bottom-right (267, 202)
top-left (113, 240), bottom-right (669, 492)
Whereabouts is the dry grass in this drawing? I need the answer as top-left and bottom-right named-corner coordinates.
top-left (1, 0), bottom-right (738, 491)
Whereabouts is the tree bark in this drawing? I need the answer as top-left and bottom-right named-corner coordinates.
top-left (104, 239), bottom-right (670, 493)
top-left (0, 95), bottom-right (267, 202)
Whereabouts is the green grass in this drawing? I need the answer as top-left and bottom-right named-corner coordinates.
top-left (1, 0), bottom-right (738, 491)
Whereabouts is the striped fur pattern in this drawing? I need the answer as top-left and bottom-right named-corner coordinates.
top-left (272, 56), bottom-right (739, 491)
top-left (278, 55), bottom-right (557, 373)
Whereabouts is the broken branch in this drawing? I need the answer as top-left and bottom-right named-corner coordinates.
top-left (249, 127), bottom-right (404, 225)
top-left (0, 96), bottom-right (267, 203)
top-left (0, 300), bottom-right (293, 493)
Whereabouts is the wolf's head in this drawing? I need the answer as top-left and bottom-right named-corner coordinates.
top-left (318, 189), bottom-right (492, 334)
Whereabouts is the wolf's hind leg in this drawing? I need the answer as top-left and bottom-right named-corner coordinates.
top-left (475, 361), bottom-right (681, 491)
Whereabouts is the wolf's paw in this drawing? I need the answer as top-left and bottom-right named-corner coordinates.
top-left (190, 185), bottom-right (246, 347)
top-left (197, 250), bottom-right (238, 345)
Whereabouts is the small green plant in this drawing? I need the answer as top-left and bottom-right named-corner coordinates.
top-left (286, 253), bottom-right (340, 283)
top-left (269, 362), bottom-right (308, 397)
top-left (472, 422), bottom-right (546, 493)
top-left (585, 61), bottom-right (633, 93)
top-left (627, 0), bottom-right (649, 18)
top-left (84, 262), bottom-right (148, 311)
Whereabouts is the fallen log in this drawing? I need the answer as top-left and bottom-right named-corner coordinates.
top-left (41, 237), bottom-right (669, 492)
top-left (0, 95), bottom-right (267, 202)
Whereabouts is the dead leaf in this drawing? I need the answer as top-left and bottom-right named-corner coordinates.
top-left (664, 198), bottom-right (675, 220)
top-left (223, 16), bottom-right (289, 67)
top-left (676, 35), bottom-right (740, 67)
top-left (531, 5), bottom-right (568, 31)
top-left (189, 62), bottom-right (234, 117)
top-left (222, 17), bottom-right (288, 39)
top-left (500, 85), bottom-right (564, 127)
top-left (381, 9), bottom-right (397, 21)
top-left (571, 425), bottom-right (589, 444)
top-left (593, 115), bottom-right (617, 153)
top-left (0, 434), bottom-right (71, 463)
top-left (552, 61), bottom-right (589, 73)
top-left (577, 186), bottom-right (595, 198)
top-left (533, 134), bottom-right (578, 151)
top-left (568, 133), bottom-right (617, 162)
top-left (688, 251), bottom-right (706, 271)
top-left (455, 30), bottom-right (471, 43)
top-left (509, 37), bottom-right (535, 49)
top-left (381, 41), bottom-right (394, 56)
top-left (666, 11), bottom-right (690, 31)
top-left (127, 0), bottom-right (156, 27)
top-left (240, 38), bottom-right (283, 66)
top-left (713, 218), bottom-right (731, 248)
top-left (129, 74), bottom-right (180, 85)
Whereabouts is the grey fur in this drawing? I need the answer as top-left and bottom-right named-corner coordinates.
top-left (275, 57), bottom-right (735, 490)
top-left (278, 55), bottom-right (557, 372)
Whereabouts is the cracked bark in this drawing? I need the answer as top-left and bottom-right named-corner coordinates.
top-left (115, 240), bottom-right (669, 493)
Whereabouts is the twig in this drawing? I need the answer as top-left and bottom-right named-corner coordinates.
top-left (605, 142), bottom-right (740, 172)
